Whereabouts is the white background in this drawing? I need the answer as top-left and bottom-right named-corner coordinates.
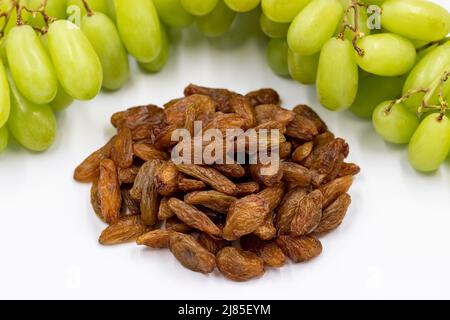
top-left (1, 1), bottom-right (450, 300)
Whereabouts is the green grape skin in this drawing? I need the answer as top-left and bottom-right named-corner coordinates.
top-left (403, 43), bottom-right (450, 110)
top-left (266, 38), bottom-right (289, 77)
top-left (81, 12), bottom-right (129, 91)
top-left (67, 0), bottom-right (109, 16)
top-left (338, 0), bottom-right (371, 40)
top-left (355, 33), bottom-right (416, 77)
top-left (105, 0), bottom-right (116, 21)
top-left (225, 0), bottom-right (260, 12)
top-left (288, 0), bottom-right (344, 56)
top-left (196, 1), bottom-right (236, 38)
top-left (350, 73), bottom-right (404, 119)
top-left (47, 20), bottom-right (103, 100)
top-left (27, 0), bottom-right (67, 27)
top-left (181, 0), bottom-right (219, 16)
top-left (139, 26), bottom-right (169, 73)
top-left (153, 0), bottom-right (194, 28)
top-left (260, 13), bottom-right (290, 39)
top-left (408, 113), bottom-right (450, 172)
top-left (381, 0), bottom-right (450, 42)
top-left (317, 37), bottom-right (358, 111)
top-left (262, 0), bottom-right (312, 23)
top-left (6, 25), bottom-right (58, 105)
top-left (415, 42), bottom-right (440, 63)
top-left (361, 0), bottom-right (385, 5)
top-left (6, 70), bottom-right (56, 152)
top-left (287, 49), bottom-right (319, 85)
top-left (115, 0), bottom-right (162, 63)
top-left (50, 83), bottom-right (74, 112)
top-left (0, 125), bottom-right (8, 153)
top-left (372, 101), bottom-right (419, 144)
top-left (0, 0), bottom-right (19, 37)
top-left (0, 59), bottom-right (10, 128)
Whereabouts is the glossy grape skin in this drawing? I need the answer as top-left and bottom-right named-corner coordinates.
top-left (153, 0), bottom-right (194, 28)
top-left (47, 20), bottom-right (103, 100)
top-left (7, 71), bottom-right (56, 152)
top-left (7, 25), bottom-right (58, 105)
top-left (266, 38), bottom-right (289, 77)
top-left (115, 0), bottom-right (162, 63)
top-left (288, 0), bottom-right (344, 56)
top-left (181, 0), bottom-right (219, 16)
top-left (225, 0), bottom-right (260, 12)
top-left (27, 0), bottom-right (67, 27)
top-left (0, 125), bottom-right (8, 153)
top-left (373, 101), bottom-right (419, 144)
top-left (0, 60), bottom-right (10, 128)
top-left (50, 84), bottom-right (74, 112)
top-left (317, 38), bottom-right (358, 111)
top-left (350, 73), bottom-right (404, 119)
top-left (381, 0), bottom-right (450, 42)
top-left (262, 0), bottom-right (312, 23)
top-left (260, 13), bottom-right (290, 39)
top-left (81, 12), bottom-right (129, 91)
top-left (288, 49), bottom-right (319, 85)
top-left (196, 1), bottom-right (236, 38)
top-left (139, 27), bottom-right (169, 73)
top-left (355, 33), bottom-right (416, 77)
top-left (408, 114), bottom-right (450, 172)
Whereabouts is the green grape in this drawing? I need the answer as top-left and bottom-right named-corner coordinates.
top-left (115, 0), bottom-right (162, 63)
top-left (316, 37), bottom-right (358, 111)
top-left (262, 0), bottom-right (312, 23)
top-left (266, 38), bottom-right (289, 77)
top-left (6, 70), bottom-right (56, 152)
top-left (0, 125), bottom-right (8, 153)
top-left (0, 0), bottom-right (18, 37)
top-left (260, 13), bottom-right (290, 39)
top-left (50, 83), bottom-right (74, 112)
top-left (196, 1), bottom-right (236, 38)
top-left (27, 0), bottom-right (67, 27)
top-left (287, 49), bottom-right (319, 85)
top-left (6, 25), bottom-right (58, 105)
top-left (381, 0), bottom-right (450, 42)
top-left (361, 0), bottom-right (385, 5)
top-left (0, 59), bottom-right (10, 128)
top-left (355, 33), bottom-right (416, 77)
top-left (416, 42), bottom-right (439, 62)
top-left (81, 12), bottom-right (129, 90)
top-left (372, 101), bottom-right (419, 144)
top-left (181, 0), bottom-right (219, 16)
top-left (225, 0), bottom-right (260, 12)
top-left (288, 0), bottom-right (344, 56)
top-left (139, 26), bottom-right (169, 73)
top-left (408, 113), bottom-right (450, 172)
top-left (67, 0), bottom-right (109, 16)
top-left (338, 0), bottom-right (370, 40)
top-left (0, 38), bottom-right (6, 63)
top-left (403, 43), bottom-right (450, 110)
top-left (105, 0), bottom-right (116, 21)
top-left (47, 20), bottom-right (102, 100)
top-left (350, 73), bottom-right (404, 119)
top-left (153, 0), bottom-right (194, 28)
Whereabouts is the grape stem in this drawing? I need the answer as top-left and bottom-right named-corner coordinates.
top-left (338, 0), bottom-right (365, 57)
top-left (16, 0), bottom-right (55, 34)
top-left (386, 88), bottom-right (430, 114)
top-left (438, 71), bottom-right (449, 119)
top-left (0, 0), bottom-right (17, 39)
top-left (81, 0), bottom-right (94, 17)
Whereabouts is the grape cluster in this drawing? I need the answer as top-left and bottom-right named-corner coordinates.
top-left (0, 0), bottom-right (449, 173)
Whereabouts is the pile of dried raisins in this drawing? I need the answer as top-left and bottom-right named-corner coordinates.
top-left (74, 84), bottom-right (360, 282)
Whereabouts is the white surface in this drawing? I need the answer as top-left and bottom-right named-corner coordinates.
top-left (1, 2), bottom-right (450, 300)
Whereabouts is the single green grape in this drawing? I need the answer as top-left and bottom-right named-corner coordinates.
top-left (47, 20), bottom-right (103, 100)
top-left (288, 0), bottom-right (344, 56)
top-left (262, 0), bottom-right (312, 23)
top-left (350, 73), bottom-right (404, 119)
top-left (0, 125), bottom-right (8, 153)
top-left (50, 83), bottom-right (74, 112)
top-left (381, 0), bottom-right (450, 42)
top-left (0, 59), bottom-right (10, 128)
top-left (6, 70), bottom-right (56, 152)
top-left (27, 0), bottom-right (67, 27)
top-left (355, 33), bottom-right (416, 77)
top-left (7, 25), bottom-right (58, 105)
top-left (317, 37), bottom-right (358, 111)
top-left (408, 113), bottom-right (450, 172)
top-left (139, 26), bottom-right (169, 73)
top-left (287, 49), bottom-right (319, 85)
top-left (225, 0), bottom-right (260, 12)
top-left (260, 13), bottom-right (290, 39)
top-left (196, 1), bottom-right (236, 38)
top-left (266, 38), bottom-right (289, 77)
top-left (81, 12), bottom-right (129, 91)
top-left (373, 101), bottom-right (419, 144)
top-left (181, 0), bottom-right (219, 16)
top-left (153, 0), bottom-right (194, 28)
top-left (115, 0), bottom-right (162, 63)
